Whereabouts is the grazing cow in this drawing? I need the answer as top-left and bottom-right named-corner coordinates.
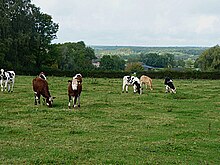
top-left (32, 77), bottom-right (55, 107)
top-left (0, 69), bottom-right (15, 92)
top-left (68, 73), bottom-right (82, 108)
top-left (122, 76), bottom-right (141, 94)
top-left (140, 75), bottom-right (153, 94)
top-left (164, 77), bottom-right (176, 93)
top-left (38, 72), bottom-right (47, 80)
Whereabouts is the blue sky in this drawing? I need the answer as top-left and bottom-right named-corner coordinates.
top-left (32, 0), bottom-right (220, 46)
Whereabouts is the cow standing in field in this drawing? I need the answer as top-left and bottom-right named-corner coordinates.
top-left (32, 77), bottom-right (55, 107)
top-left (0, 69), bottom-right (15, 92)
top-left (140, 75), bottom-right (153, 94)
top-left (164, 77), bottom-right (176, 93)
top-left (122, 76), bottom-right (141, 94)
top-left (68, 73), bottom-right (82, 108)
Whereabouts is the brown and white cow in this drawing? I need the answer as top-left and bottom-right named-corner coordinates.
top-left (32, 77), bottom-right (55, 107)
top-left (140, 75), bottom-right (153, 94)
top-left (68, 73), bottom-right (82, 108)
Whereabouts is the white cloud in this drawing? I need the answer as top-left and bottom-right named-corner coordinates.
top-left (32, 0), bottom-right (220, 46)
top-left (195, 15), bottom-right (220, 34)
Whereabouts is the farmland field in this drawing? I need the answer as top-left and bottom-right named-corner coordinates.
top-left (0, 76), bottom-right (220, 164)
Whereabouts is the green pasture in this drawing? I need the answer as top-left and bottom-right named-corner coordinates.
top-left (0, 76), bottom-right (220, 164)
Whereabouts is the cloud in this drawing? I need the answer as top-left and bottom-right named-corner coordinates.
top-left (32, 0), bottom-right (220, 46)
top-left (195, 15), bottom-right (220, 34)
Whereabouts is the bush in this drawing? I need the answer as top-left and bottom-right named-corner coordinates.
top-left (16, 68), bottom-right (220, 79)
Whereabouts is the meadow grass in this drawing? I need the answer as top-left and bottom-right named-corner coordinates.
top-left (0, 76), bottom-right (220, 164)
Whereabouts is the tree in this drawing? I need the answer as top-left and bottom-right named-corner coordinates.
top-left (0, 0), bottom-right (58, 70)
top-left (33, 11), bottom-right (59, 69)
top-left (195, 45), bottom-right (220, 71)
top-left (100, 55), bottom-right (125, 71)
top-left (125, 62), bottom-right (144, 72)
top-left (54, 42), bottom-right (96, 71)
top-left (163, 53), bottom-right (175, 68)
top-left (176, 59), bottom-right (185, 68)
top-left (140, 53), bottom-right (159, 67)
top-left (185, 58), bottom-right (194, 69)
top-left (140, 53), bottom-right (175, 68)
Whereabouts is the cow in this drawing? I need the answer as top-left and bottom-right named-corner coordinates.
top-left (140, 75), bottom-right (153, 94)
top-left (0, 69), bottom-right (15, 92)
top-left (38, 72), bottom-right (47, 80)
top-left (164, 77), bottom-right (176, 93)
top-left (68, 73), bottom-right (82, 108)
top-left (122, 76), bottom-right (141, 94)
top-left (32, 77), bottom-right (55, 107)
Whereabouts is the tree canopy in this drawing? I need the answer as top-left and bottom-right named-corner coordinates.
top-left (53, 41), bottom-right (96, 71)
top-left (100, 55), bottom-right (125, 71)
top-left (0, 0), bottom-right (59, 71)
top-left (140, 53), bottom-right (175, 68)
top-left (195, 45), bottom-right (220, 71)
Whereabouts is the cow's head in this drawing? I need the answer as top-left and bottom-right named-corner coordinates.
top-left (165, 84), bottom-right (176, 94)
top-left (0, 69), bottom-right (4, 76)
top-left (39, 72), bottom-right (47, 80)
top-left (46, 97), bottom-right (56, 107)
top-left (169, 86), bottom-right (176, 93)
top-left (133, 81), bottom-right (141, 94)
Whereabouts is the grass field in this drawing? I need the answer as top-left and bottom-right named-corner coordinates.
top-left (0, 76), bottom-right (220, 164)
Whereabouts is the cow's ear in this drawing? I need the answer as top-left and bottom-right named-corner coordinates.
top-left (52, 97), bottom-right (56, 99)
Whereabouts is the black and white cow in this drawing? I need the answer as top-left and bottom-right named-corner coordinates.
top-left (0, 69), bottom-right (16, 92)
top-left (164, 77), bottom-right (176, 93)
top-left (122, 76), bottom-right (141, 94)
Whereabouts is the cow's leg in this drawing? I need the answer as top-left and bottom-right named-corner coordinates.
top-left (4, 81), bottom-right (7, 92)
top-left (171, 88), bottom-right (176, 94)
top-left (133, 85), bottom-right (136, 93)
top-left (68, 95), bottom-right (72, 108)
top-left (42, 98), bottom-right (46, 105)
top-left (165, 85), bottom-right (169, 93)
top-left (0, 80), bottom-right (3, 92)
top-left (122, 83), bottom-right (125, 93)
top-left (142, 82), bottom-right (145, 93)
top-left (35, 94), bottom-right (41, 104)
top-left (140, 82), bottom-right (143, 94)
top-left (7, 83), bottom-right (11, 92)
top-left (125, 85), bottom-right (128, 93)
top-left (149, 84), bottom-right (153, 90)
top-left (10, 80), bottom-right (15, 92)
top-left (77, 95), bottom-right (80, 108)
top-left (73, 96), bottom-right (77, 108)
top-left (34, 92), bottom-right (38, 105)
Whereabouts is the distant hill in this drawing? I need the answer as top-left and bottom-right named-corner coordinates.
top-left (91, 45), bottom-right (208, 60)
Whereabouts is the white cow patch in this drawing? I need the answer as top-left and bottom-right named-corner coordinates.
top-left (72, 78), bottom-right (78, 90)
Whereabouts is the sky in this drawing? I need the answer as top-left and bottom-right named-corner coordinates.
top-left (32, 0), bottom-right (220, 47)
